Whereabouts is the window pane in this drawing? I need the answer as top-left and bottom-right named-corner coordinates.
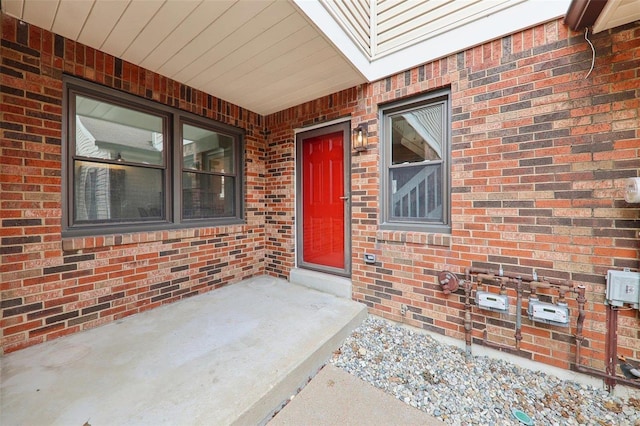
top-left (390, 164), bottom-right (442, 221)
top-left (183, 124), bottom-right (235, 173)
top-left (74, 160), bottom-right (164, 223)
top-left (391, 103), bottom-right (443, 165)
top-left (75, 95), bottom-right (164, 165)
top-left (183, 172), bottom-right (235, 219)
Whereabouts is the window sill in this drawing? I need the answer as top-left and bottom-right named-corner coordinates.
top-left (375, 229), bottom-right (451, 247)
top-left (62, 224), bottom-right (249, 252)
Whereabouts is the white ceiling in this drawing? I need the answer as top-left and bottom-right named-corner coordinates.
top-left (2, 0), bottom-right (637, 116)
top-left (2, 0), bottom-right (368, 115)
top-left (593, 0), bottom-right (640, 33)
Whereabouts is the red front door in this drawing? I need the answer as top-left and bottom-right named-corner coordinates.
top-left (301, 130), bottom-right (345, 270)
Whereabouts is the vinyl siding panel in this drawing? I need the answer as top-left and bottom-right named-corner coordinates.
top-left (376, 0), bottom-right (522, 56)
top-left (321, 0), bottom-right (371, 55)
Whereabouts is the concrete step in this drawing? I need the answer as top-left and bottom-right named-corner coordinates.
top-left (1, 276), bottom-right (367, 426)
top-left (289, 267), bottom-right (352, 299)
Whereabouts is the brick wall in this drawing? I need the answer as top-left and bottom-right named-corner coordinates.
top-left (266, 20), bottom-right (639, 371)
top-left (2, 11), bottom-right (639, 374)
top-left (264, 90), bottom-right (361, 278)
top-left (1, 14), bottom-right (266, 353)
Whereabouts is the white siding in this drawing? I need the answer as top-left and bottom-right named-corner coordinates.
top-left (321, 0), bottom-right (371, 56)
top-left (375, 0), bottom-right (521, 56)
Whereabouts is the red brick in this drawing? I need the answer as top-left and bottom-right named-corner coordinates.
top-left (2, 14), bottom-right (638, 375)
top-left (4, 319), bottom-right (43, 335)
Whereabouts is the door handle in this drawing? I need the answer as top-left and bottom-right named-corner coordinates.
top-left (339, 196), bottom-right (349, 201)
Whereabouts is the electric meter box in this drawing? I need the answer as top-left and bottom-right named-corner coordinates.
top-left (476, 291), bottom-right (509, 314)
top-left (606, 270), bottom-right (640, 309)
top-left (528, 300), bottom-right (570, 327)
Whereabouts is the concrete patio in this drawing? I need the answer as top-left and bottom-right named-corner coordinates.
top-left (1, 275), bottom-right (440, 425)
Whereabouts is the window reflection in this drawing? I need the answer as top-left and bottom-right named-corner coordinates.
top-left (72, 95), bottom-right (165, 225)
top-left (181, 123), bottom-right (236, 219)
top-left (183, 173), bottom-right (235, 219)
top-left (75, 95), bottom-right (164, 165)
top-left (74, 161), bottom-right (163, 223)
top-left (182, 124), bottom-right (234, 173)
top-left (391, 104), bottom-right (443, 165)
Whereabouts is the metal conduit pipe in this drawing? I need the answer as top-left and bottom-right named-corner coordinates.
top-left (515, 276), bottom-right (523, 350)
top-left (476, 273), bottom-right (503, 283)
top-left (573, 286), bottom-right (640, 390)
top-left (463, 268), bottom-right (474, 358)
top-left (605, 303), bottom-right (618, 390)
top-left (461, 269), bottom-right (639, 390)
top-left (463, 278), bottom-right (473, 359)
top-left (463, 267), bottom-right (579, 356)
top-left (558, 286), bottom-right (570, 304)
top-left (466, 266), bottom-right (572, 353)
top-left (466, 266), bottom-right (570, 288)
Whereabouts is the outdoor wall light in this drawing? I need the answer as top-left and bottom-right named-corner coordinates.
top-left (352, 125), bottom-right (368, 152)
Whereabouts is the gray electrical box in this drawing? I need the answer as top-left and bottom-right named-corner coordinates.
top-left (606, 270), bottom-right (640, 309)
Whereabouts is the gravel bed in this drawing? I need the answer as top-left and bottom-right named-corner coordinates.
top-left (330, 316), bottom-right (640, 425)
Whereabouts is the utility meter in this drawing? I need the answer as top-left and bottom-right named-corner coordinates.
top-left (528, 300), bottom-right (569, 327)
top-left (476, 291), bottom-right (509, 314)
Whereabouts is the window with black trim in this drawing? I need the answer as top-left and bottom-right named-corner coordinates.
top-left (380, 90), bottom-right (451, 233)
top-left (63, 76), bottom-right (243, 236)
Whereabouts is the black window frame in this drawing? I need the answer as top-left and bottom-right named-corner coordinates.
top-left (178, 116), bottom-right (242, 222)
top-left (62, 76), bottom-right (244, 237)
top-left (379, 89), bottom-right (452, 234)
